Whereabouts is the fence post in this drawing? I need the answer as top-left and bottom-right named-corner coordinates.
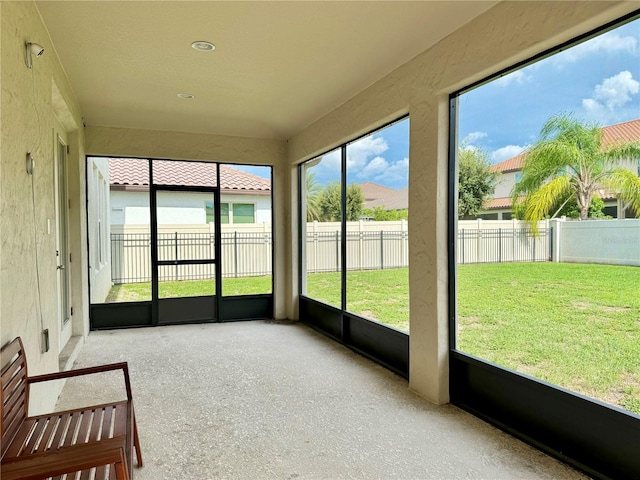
top-left (313, 221), bottom-right (318, 274)
top-left (380, 230), bottom-right (384, 270)
top-left (359, 220), bottom-right (363, 270)
top-left (400, 218), bottom-right (409, 267)
top-left (533, 228), bottom-right (536, 262)
top-left (460, 228), bottom-right (464, 264)
top-left (499, 228), bottom-right (502, 263)
top-left (476, 218), bottom-right (482, 263)
top-left (335, 230), bottom-right (340, 272)
top-left (234, 230), bottom-right (239, 278)
top-left (174, 231), bottom-right (178, 280)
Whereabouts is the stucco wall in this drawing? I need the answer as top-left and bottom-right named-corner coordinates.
top-left (1, 1), bottom-right (86, 414)
top-left (285, 1), bottom-right (638, 404)
top-left (494, 171), bottom-right (519, 199)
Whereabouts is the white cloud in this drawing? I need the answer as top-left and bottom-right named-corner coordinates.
top-left (582, 71), bottom-right (640, 118)
top-left (347, 135), bottom-right (389, 170)
top-left (359, 156), bottom-right (389, 179)
top-left (355, 156), bottom-right (409, 186)
top-left (495, 70), bottom-right (531, 87)
top-left (378, 157), bottom-right (409, 185)
top-left (491, 145), bottom-right (527, 163)
top-left (311, 134), bottom-right (391, 181)
top-left (462, 131), bottom-right (487, 144)
top-left (553, 32), bottom-right (637, 64)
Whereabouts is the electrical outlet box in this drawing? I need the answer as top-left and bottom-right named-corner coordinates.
top-left (42, 329), bottom-right (50, 353)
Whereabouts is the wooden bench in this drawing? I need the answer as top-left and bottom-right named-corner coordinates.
top-left (1, 337), bottom-right (143, 480)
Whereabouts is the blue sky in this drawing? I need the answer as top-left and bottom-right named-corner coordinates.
top-left (459, 18), bottom-right (640, 164)
top-left (236, 17), bottom-right (639, 187)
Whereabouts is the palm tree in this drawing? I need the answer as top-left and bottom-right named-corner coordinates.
top-left (305, 171), bottom-right (323, 221)
top-left (512, 114), bottom-right (640, 232)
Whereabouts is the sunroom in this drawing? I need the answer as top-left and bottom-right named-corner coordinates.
top-left (1, 2), bottom-right (638, 479)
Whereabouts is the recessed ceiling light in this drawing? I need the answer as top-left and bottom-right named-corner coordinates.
top-left (177, 93), bottom-right (195, 99)
top-left (191, 41), bottom-right (215, 52)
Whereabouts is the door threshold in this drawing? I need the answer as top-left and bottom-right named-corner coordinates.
top-left (58, 335), bottom-right (84, 371)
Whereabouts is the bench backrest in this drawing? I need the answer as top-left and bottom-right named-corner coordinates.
top-left (1, 338), bottom-right (29, 458)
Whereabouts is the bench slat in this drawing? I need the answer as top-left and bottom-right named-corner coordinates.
top-left (5, 418), bottom-right (35, 458)
top-left (90, 407), bottom-right (104, 441)
top-left (0, 340), bottom-right (23, 377)
top-left (1, 355), bottom-right (26, 389)
top-left (51, 412), bottom-right (71, 451)
top-left (62, 411), bottom-right (82, 447)
top-left (23, 416), bottom-right (50, 454)
top-left (35, 414), bottom-right (61, 453)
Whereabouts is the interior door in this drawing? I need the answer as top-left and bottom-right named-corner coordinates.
top-left (152, 186), bottom-right (221, 324)
top-left (55, 135), bottom-right (72, 351)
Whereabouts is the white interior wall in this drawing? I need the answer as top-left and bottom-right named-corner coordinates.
top-left (285, 1), bottom-right (638, 404)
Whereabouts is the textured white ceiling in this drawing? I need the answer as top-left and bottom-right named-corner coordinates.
top-left (37, 1), bottom-right (497, 139)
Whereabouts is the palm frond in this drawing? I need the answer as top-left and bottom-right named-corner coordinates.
top-left (602, 169), bottom-right (640, 215)
top-left (521, 175), bottom-right (571, 235)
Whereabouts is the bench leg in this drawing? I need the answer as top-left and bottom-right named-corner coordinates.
top-left (114, 456), bottom-right (130, 480)
top-left (133, 409), bottom-right (143, 467)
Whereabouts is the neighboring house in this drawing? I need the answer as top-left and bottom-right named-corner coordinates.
top-left (358, 182), bottom-right (408, 213)
top-left (478, 118), bottom-right (640, 220)
top-left (108, 159), bottom-right (272, 225)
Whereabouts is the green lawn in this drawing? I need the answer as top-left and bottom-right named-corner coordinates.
top-left (106, 276), bottom-right (271, 302)
top-left (106, 263), bottom-right (640, 414)
top-left (457, 262), bottom-right (640, 414)
top-left (305, 269), bottom-right (409, 331)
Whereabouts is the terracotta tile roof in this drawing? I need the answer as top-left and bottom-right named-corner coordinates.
top-left (109, 158), bottom-right (270, 194)
top-left (601, 118), bottom-right (640, 146)
top-left (485, 192), bottom-right (617, 210)
top-left (484, 197), bottom-right (513, 209)
top-left (492, 118), bottom-right (640, 173)
top-left (491, 153), bottom-right (525, 173)
top-left (358, 182), bottom-right (408, 210)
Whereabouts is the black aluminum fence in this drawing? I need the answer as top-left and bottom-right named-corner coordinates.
top-left (457, 228), bottom-right (550, 264)
top-left (111, 227), bottom-right (549, 284)
top-left (111, 232), bottom-right (272, 284)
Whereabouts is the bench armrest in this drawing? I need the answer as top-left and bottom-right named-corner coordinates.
top-left (28, 362), bottom-right (133, 400)
top-left (1, 437), bottom-right (129, 480)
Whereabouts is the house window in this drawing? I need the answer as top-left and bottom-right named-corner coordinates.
top-left (206, 202), bottom-right (230, 224)
top-left (221, 203), bottom-right (230, 224)
top-left (232, 203), bottom-right (255, 224)
top-left (206, 202), bottom-right (250, 224)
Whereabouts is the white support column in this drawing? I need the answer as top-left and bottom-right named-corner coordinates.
top-left (408, 98), bottom-right (449, 405)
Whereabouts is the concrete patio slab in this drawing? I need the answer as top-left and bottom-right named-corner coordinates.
top-left (54, 321), bottom-right (585, 479)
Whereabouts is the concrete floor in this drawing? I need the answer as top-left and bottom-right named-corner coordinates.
top-left (55, 321), bottom-right (585, 479)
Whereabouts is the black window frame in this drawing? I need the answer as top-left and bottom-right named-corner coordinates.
top-left (447, 11), bottom-right (640, 480)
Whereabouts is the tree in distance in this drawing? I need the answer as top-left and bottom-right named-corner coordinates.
top-left (305, 171), bottom-right (323, 222)
top-left (458, 146), bottom-right (499, 218)
top-left (318, 181), bottom-right (364, 221)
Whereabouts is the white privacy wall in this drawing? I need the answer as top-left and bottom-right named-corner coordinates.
top-left (552, 219), bottom-right (640, 266)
